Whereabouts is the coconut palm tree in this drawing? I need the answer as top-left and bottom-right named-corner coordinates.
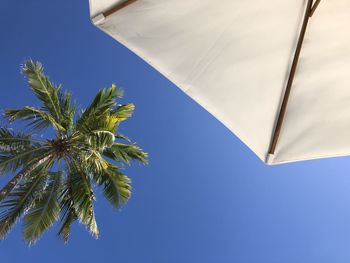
top-left (0, 60), bottom-right (148, 244)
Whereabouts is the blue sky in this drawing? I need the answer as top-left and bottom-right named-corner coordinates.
top-left (1, 1), bottom-right (350, 262)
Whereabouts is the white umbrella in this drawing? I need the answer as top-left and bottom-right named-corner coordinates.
top-left (89, 0), bottom-right (350, 165)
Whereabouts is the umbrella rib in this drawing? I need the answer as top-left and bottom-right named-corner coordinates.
top-left (268, 0), bottom-right (315, 155)
top-left (103, 0), bottom-right (139, 18)
top-left (310, 0), bottom-right (322, 17)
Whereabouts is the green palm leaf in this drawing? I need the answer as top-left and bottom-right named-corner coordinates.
top-left (75, 85), bottom-right (122, 133)
top-left (111, 103), bottom-right (135, 122)
top-left (23, 171), bottom-right (62, 244)
top-left (68, 160), bottom-right (98, 238)
top-left (57, 168), bottom-right (78, 243)
top-left (99, 165), bottom-right (132, 208)
top-left (5, 106), bottom-right (65, 132)
top-left (0, 146), bottom-right (51, 175)
top-left (115, 133), bottom-right (132, 142)
top-left (89, 130), bottom-right (115, 151)
top-left (57, 208), bottom-right (77, 243)
top-left (22, 60), bottom-right (64, 127)
top-left (0, 168), bottom-right (49, 239)
top-left (104, 142), bottom-right (148, 165)
top-left (0, 127), bottom-right (43, 153)
top-left (58, 89), bottom-right (75, 131)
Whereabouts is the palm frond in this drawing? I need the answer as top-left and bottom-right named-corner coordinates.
top-left (115, 133), bottom-right (131, 142)
top-left (75, 85), bottom-right (122, 133)
top-left (103, 142), bottom-right (148, 165)
top-left (0, 168), bottom-right (49, 240)
top-left (5, 106), bottom-right (65, 132)
top-left (57, 89), bottom-right (75, 131)
top-left (0, 152), bottom-right (54, 204)
top-left (57, 207), bottom-right (77, 243)
top-left (88, 113), bottom-right (119, 134)
top-left (98, 165), bottom-right (132, 208)
top-left (23, 171), bottom-right (62, 244)
top-left (67, 160), bottom-right (98, 238)
top-left (0, 146), bottom-right (51, 175)
top-left (78, 104), bottom-right (134, 139)
top-left (89, 130), bottom-right (115, 152)
top-left (0, 127), bottom-right (43, 153)
top-left (22, 60), bottom-right (65, 129)
top-left (57, 167), bottom-right (77, 243)
top-left (111, 103), bottom-right (135, 122)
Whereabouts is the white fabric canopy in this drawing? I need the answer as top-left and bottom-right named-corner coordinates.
top-left (89, 0), bottom-right (350, 164)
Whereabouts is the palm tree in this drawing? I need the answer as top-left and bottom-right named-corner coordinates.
top-left (0, 60), bottom-right (148, 244)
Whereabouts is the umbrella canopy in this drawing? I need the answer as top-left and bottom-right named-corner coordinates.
top-left (89, 0), bottom-right (350, 165)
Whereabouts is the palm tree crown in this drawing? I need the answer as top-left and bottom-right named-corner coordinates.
top-left (0, 60), bottom-right (148, 244)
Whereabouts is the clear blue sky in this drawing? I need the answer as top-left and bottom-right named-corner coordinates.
top-left (1, 1), bottom-right (350, 262)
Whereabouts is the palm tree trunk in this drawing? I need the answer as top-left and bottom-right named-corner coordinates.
top-left (0, 153), bottom-right (53, 203)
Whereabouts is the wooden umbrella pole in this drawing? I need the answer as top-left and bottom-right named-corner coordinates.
top-left (268, 0), bottom-right (318, 155)
top-left (103, 0), bottom-right (139, 18)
